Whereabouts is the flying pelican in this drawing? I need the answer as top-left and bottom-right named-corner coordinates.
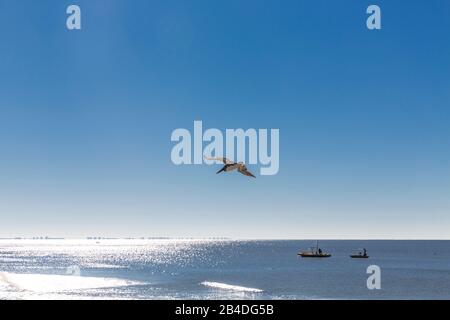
top-left (204, 156), bottom-right (256, 178)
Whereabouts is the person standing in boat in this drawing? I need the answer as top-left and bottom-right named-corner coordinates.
top-left (363, 248), bottom-right (367, 257)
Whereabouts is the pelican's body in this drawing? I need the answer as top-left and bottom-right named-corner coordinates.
top-left (204, 157), bottom-right (256, 178)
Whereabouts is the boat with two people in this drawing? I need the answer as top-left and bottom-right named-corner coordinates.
top-left (350, 248), bottom-right (369, 258)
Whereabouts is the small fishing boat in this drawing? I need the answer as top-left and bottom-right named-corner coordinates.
top-left (350, 248), bottom-right (369, 258)
top-left (298, 241), bottom-right (331, 258)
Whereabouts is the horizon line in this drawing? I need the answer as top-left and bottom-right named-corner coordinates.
top-left (1, 237), bottom-right (449, 241)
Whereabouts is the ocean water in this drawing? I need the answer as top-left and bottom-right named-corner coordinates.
top-left (0, 239), bottom-right (449, 300)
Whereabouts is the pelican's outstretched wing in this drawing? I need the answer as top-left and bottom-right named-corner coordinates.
top-left (238, 166), bottom-right (256, 178)
top-left (204, 156), bottom-right (234, 164)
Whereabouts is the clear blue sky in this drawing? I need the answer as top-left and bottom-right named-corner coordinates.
top-left (0, 0), bottom-right (449, 238)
